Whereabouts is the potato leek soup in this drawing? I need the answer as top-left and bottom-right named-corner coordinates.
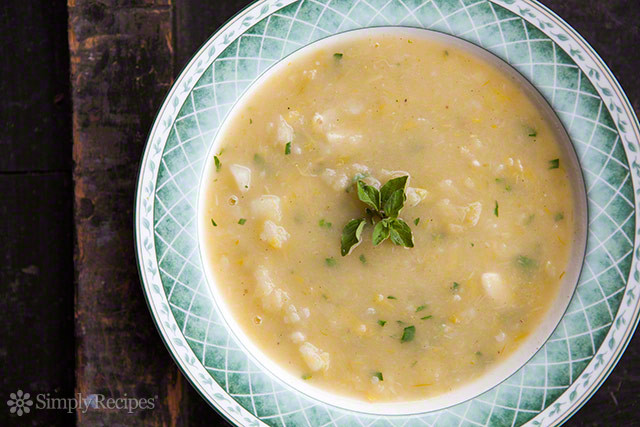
top-left (200, 30), bottom-right (578, 402)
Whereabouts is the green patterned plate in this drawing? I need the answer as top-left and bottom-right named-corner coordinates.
top-left (135, 1), bottom-right (640, 425)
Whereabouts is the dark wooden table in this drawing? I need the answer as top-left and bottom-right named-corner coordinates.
top-left (1, 0), bottom-right (638, 425)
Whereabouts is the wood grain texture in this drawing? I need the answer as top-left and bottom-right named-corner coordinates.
top-left (0, 1), bottom-right (75, 426)
top-left (0, 0), bottom-right (72, 172)
top-left (68, 1), bottom-right (193, 425)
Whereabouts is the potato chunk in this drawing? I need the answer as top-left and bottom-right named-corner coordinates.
top-left (251, 195), bottom-right (282, 222)
top-left (254, 267), bottom-right (289, 311)
top-left (299, 342), bottom-right (330, 372)
top-left (464, 202), bottom-right (482, 227)
top-left (277, 115), bottom-right (294, 144)
top-left (406, 187), bottom-right (428, 207)
top-left (260, 220), bottom-right (290, 248)
top-left (229, 164), bottom-right (251, 193)
top-left (481, 272), bottom-right (511, 304)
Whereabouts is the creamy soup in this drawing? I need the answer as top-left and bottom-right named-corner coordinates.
top-left (200, 30), bottom-right (578, 401)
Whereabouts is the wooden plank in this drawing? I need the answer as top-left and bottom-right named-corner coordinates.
top-left (0, 0), bottom-right (72, 172)
top-left (0, 173), bottom-right (75, 426)
top-left (0, 0), bottom-right (75, 425)
top-left (67, 1), bottom-right (199, 425)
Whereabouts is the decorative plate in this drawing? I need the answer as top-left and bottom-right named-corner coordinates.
top-left (135, 0), bottom-right (640, 425)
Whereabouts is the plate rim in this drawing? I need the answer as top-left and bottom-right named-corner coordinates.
top-left (134, 0), bottom-right (640, 425)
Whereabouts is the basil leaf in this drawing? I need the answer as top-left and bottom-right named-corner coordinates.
top-left (383, 189), bottom-right (405, 218)
top-left (389, 219), bottom-right (414, 248)
top-left (340, 218), bottom-right (366, 256)
top-left (401, 325), bottom-right (415, 343)
top-left (372, 220), bottom-right (390, 245)
top-left (380, 175), bottom-right (408, 206)
top-left (356, 180), bottom-right (380, 211)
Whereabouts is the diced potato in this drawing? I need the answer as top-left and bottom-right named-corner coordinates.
top-left (254, 266), bottom-right (274, 297)
top-left (290, 331), bottom-right (306, 343)
top-left (464, 202), bottom-right (482, 227)
top-left (321, 168), bottom-right (349, 191)
top-left (251, 195), bottom-right (282, 222)
top-left (299, 342), bottom-right (330, 372)
top-left (332, 132), bottom-right (363, 145)
top-left (260, 220), bottom-right (290, 248)
top-left (287, 110), bottom-right (304, 126)
top-left (254, 267), bottom-right (289, 311)
top-left (229, 164), bottom-right (251, 193)
top-left (277, 115), bottom-right (294, 144)
top-left (284, 304), bottom-right (301, 324)
top-left (351, 163), bottom-right (369, 174)
top-left (481, 272), bottom-right (511, 304)
top-left (406, 187), bottom-right (428, 207)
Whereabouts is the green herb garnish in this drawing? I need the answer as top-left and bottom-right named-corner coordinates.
top-left (524, 214), bottom-right (535, 225)
top-left (211, 218), bottom-right (217, 227)
top-left (528, 128), bottom-right (537, 137)
top-left (359, 254), bottom-right (367, 264)
top-left (238, 218), bottom-right (246, 225)
top-left (319, 219), bottom-right (332, 228)
top-left (325, 257), bottom-right (337, 267)
top-left (333, 52), bottom-right (343, 60)
top-left (378, 320), bottom-right (387, 327)
top-left (452, 282), bottom-right (460, 291)
top-left (555, 212), bottom-right (564, 221)
top-left (387, 296), bottom-right (397, 300)
top-left (414, 217), bottom-right (420, 226)
top-left (340, 218), bottom-right (366, 256)
top-left (516, 255), bottom-right (537, 269)
top-left (421, 315), bottom-right (433, 320)
top-left (401, 325), bottom-right (416, 343)
top-left (214, 155), bottom-right (222, 172)
top-left (494, 200), bottom-right (499, 217)
top-left (285, 141), bottom-right (291, 155)
top-left (549, 158), bottom-right (560, 169)
top-left (302, 374), bottom-right (312, 380)
top-left (341, 176), bottom-right (414, 255)
top-left (373, 372), bottom-right (384, 381)
top-left (253, 153), bottom-right (265, 165)
top-left (475, 351), bottom-right (483, 357)
top-left (416, 305), bottom-right (427, 312)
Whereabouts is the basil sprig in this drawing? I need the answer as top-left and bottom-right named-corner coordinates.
top-left (340, 176), bottom-right (415, 256)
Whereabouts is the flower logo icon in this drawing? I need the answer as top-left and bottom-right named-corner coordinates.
top-left (7, 390), bottom-right (33, 416)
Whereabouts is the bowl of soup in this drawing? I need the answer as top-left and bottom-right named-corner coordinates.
top-left (136, 1), bottom-right (640, 425)
top-left (199, 27), bottom-right (587, 413)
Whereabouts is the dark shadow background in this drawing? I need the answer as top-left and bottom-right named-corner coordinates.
top-left (0, 0), bottom-right (637, 425)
